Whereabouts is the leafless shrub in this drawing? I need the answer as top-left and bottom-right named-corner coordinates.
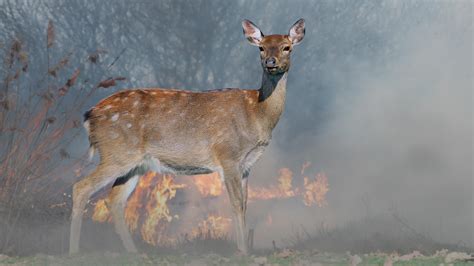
top-left (0, 21), bottom-right (126, 255)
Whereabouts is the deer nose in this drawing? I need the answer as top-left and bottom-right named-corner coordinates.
top-left (265, 57), bottom-right (277, 67)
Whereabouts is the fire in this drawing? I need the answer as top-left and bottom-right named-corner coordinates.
top-left (90, 162), bottom-right (329, 246)
top-left (303, 172), bottom-right (329, 207)
top-left (140, 174), bottom-right (186, 246)
top-left (91, 199), bottom-right (110, 223)
top-left (277, 168), bottom-right (294, 196)
top-left (247, 168), bottom-right (296, 201)
top-left (191, 172), bottom-right (222, 197)
top-left (126, 172), bottom-right (156, 231)
top-left (191, 215), bottom-right (232, 239)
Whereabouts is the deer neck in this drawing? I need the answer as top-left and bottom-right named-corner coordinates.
top-left (257, 71), bottom-right (288, 131)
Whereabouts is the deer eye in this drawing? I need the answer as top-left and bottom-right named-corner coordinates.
top-left (283, 46), bottom-right (290, 51)
top-left (259, 47), bottom-right (264, 52)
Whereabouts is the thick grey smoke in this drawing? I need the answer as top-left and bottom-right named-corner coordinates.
top-left (0, 0), bottom-right (472, 251)
top-left (249, 1), bottom-right (472, 248)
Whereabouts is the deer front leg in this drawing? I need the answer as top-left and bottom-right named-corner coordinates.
top-left (107, 175), bottom-right (139, 253)
top-left (222, 168), bottom-right (248, 255)
top-left (242, 173), bottom-right (249, 217)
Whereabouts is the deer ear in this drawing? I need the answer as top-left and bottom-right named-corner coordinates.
top-left (242, 19), bottom-right (264, 46)
top-left (288, 18), bottom-right (305, 45)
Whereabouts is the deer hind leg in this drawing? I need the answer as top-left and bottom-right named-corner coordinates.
top-left (107, 174), bottom-right (139, 253)
top-left (222, 167), bottom-right (248, 255)
top-left (242, 171), bottom-right (249, 216)
top-left (69, 163), bottom-right (130, 254)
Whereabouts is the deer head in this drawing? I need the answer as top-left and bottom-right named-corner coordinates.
top-left (242, 19), bottom-right (305, 75)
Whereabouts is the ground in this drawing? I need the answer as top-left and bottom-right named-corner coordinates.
top-left (1, 250), bottom-right (473, 266)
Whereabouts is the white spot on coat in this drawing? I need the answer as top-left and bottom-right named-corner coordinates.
top-left (109, 131), bottom-right (119, 139)
top-left (126, 123), bottom-right (132, 128)
top-left (133, 101), bottom-right (139, 107)
top-left (111, 113), bottom-right (119, 121)
top-left (104, 105), bottom-right (112, 110)
top-left (131, 136), bottom-right (139, 145)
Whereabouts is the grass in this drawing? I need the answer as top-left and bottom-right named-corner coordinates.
top-left (0, 251), bottom-right (473, 266)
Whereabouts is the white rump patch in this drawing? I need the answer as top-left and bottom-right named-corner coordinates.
top-left (83, 120), bottom-right (90, 134)
top-left (88, 146), bottom-right (95, 160)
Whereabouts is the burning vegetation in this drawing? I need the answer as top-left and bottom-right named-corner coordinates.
top-left (90, 162), bottom-right (329, 247)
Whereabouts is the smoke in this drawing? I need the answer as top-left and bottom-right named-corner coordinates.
top-left (0, 0), bottom-right (472, 253)
top-left (252, 1), bottom-right (473, 247)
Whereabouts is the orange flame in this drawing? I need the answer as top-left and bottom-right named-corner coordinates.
top-left (91, 199), bottom-right (110, 223)
top-left (303, 172), bottom-right (329, 207)
top-left (191, 172), bottom-right (222, 197)
top-left (90, 162), bottom-right (329, 246)
top-left (191, 215), bottom-right (232, 239)
top-left (126, 172), bottom-right (156, 231)
top-left (247, 168), bottom-right (296, 201)
top-left (140, 174), bottom-right (186, 246)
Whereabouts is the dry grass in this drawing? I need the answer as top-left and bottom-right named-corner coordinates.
top-left (286, 212), bottom-right (473, 255)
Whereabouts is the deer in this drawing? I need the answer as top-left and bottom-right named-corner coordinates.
top-left (69, 18), bottom-right (305, 255)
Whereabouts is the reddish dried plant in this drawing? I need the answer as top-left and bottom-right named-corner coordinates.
top-left (0, 20), bottom-right (126, 251)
